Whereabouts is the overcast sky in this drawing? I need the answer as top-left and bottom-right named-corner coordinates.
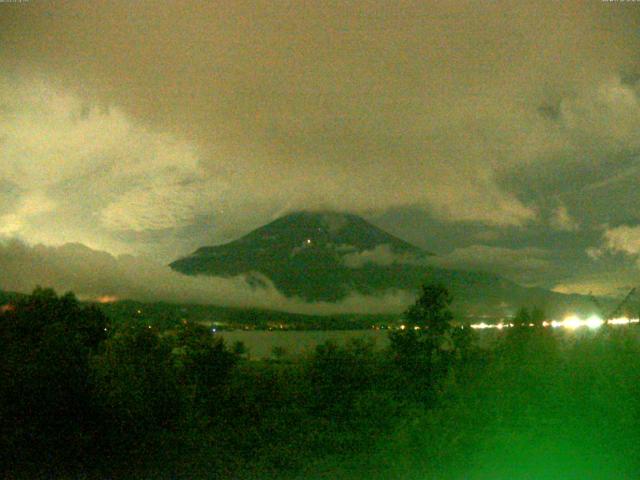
top-left (1, 1), bottom-right (640, 299)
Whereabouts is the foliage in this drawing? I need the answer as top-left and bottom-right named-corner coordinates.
top-left (90, 322), bottom-right (183, 443)
top-left (171, 322), bottom-right (237, 410)
top-left (306, 338), bottom-right (378, 418)
top-left (270, 345), bottom-right (288, 361)
top-left (8, 285), bottom-right (640, 480)
top-left (530, 306), bottom-right (545, 327)
top-left (0, 287), bottom-right (108, 468)
top-left (231, 340), bottom-right (249, 358)
top-left (405, 282), bottom-right (454, 333)
top-left (513, 306), bottom-right (545, 328)
top-left (389, 283), bottom-right (458, 389)
top-left (513, 306), bottom-right (531, 327)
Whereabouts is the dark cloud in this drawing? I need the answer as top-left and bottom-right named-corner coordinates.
top-left (1, 1), bottom-right (640, 296)
top-left (427, 245), bottom-right (553, 286)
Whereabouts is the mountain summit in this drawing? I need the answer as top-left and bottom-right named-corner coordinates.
top-left (227, 211), bottom-right (426, 255)
top-left (170, 211), bottom-right (592, 316)
top-left (170, 211), bottom-right (432, 302)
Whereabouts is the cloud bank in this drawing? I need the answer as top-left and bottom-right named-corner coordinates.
top-left (602, 225), bottom-right (640, 258)
top-left (1, 1), bottom-right (640, 292)
top-left (342, 244), bottom-right (426, 269)
top-left (0, 239), bottom-right (412, 315)
top-left (555, 225), bottom-right (640, 296)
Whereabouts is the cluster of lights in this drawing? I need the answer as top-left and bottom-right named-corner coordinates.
top-left (96, 295), bottom-right (118, 304)
top-left (470, 315), bottom-right (640, 330)
top-left (398, 325), bottom-right (422, 331)
top-left (470, 322), bottom-right (511, 330)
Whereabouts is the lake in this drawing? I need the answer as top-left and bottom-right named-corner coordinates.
top-left (215, 328), bottom-right (544, 359)
top-left (215, 329), bottom-right (389, 359)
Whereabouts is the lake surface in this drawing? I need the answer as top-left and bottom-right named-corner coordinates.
top-left (215, 329), bottom-right (388, 359)
top-left (216, 328), bottom-right (560, 359)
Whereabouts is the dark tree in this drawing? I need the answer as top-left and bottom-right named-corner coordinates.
top-left (389, 283), bottom-right (456, 396)
top-left (271, 345), bottom-right (288, 362)
top-left (404, 283), bottom-right (454, 334)
top-left (90, 322), bottom-right (182, 444)
top-left (513, 307), bottom-right (531, 328)
top-left (0, 288), bottom-right (108, 469)
top-left (306, 338), bottom-right (376, 418)
top-left (530, 306), bottom-right (545, 328)
top-left (171, 322), bottom-right (236, 408)
top-left (232, 340), bottom-right (249, 358)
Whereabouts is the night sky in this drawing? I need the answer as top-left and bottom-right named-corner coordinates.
top-left (1, 1), bottom-right (640, 306)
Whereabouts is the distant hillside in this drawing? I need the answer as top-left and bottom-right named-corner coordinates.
top-left (96, 298), bottom-right (398, 331)
top-left (170, 211), bottom-right (604, 318)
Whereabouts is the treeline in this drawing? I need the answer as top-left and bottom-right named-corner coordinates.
top-left (98, 300), bottom-right (397, 331)
top-left (0, 284), bottom-right (476, 478)
top-left (4, 285), bottom-right (640, 478)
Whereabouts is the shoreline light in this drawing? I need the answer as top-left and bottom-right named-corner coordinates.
top-left (96, 295), bottom-right (118, 304)
top-left (562, 315), bottom-right (582, 330)
top-left (469, 315), bottom-right (639, 330)
top-left (586, 315), bottom-right (604, 329)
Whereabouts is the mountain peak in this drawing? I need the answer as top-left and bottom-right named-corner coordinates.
top-left (170, 210), bottom-right (430, 301)
top-left (234, 210), bottom-right (424, 255)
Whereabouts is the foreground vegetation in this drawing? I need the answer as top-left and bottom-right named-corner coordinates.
top-left (3, 286), bottom-right (640, 479)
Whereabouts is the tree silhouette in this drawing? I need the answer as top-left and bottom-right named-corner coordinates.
top-left (306, 338), bottom-right (376, 418)
top-left (90, 321), bottom-right (182, 444)
top-left (171, 322), bottom-right (236, 409)
top-left (0, 288), bottom-right (108, 468)
top-left (271, 345), bottom-right (288, 362)
top-left (530, 306), bottom-right (545, 328)
top-left (513, 307), bottom-right (531, 328)
top-left (404, 283), bottom-right (454, 334)
top-left (232, 340), bottom-right (249, 358)
top-left (389, 283), bottom-right (456, 396)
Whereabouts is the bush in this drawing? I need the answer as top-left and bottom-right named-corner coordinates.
top-left (0, 288), bottom-right (108, 470)
top-left (90, 322), bottom-right (183, 448)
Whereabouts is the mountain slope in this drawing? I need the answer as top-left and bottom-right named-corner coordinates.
top-left (171, 211), bottom-right (432, 302)
top-left (170, 211), bottom-right (597, 317)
